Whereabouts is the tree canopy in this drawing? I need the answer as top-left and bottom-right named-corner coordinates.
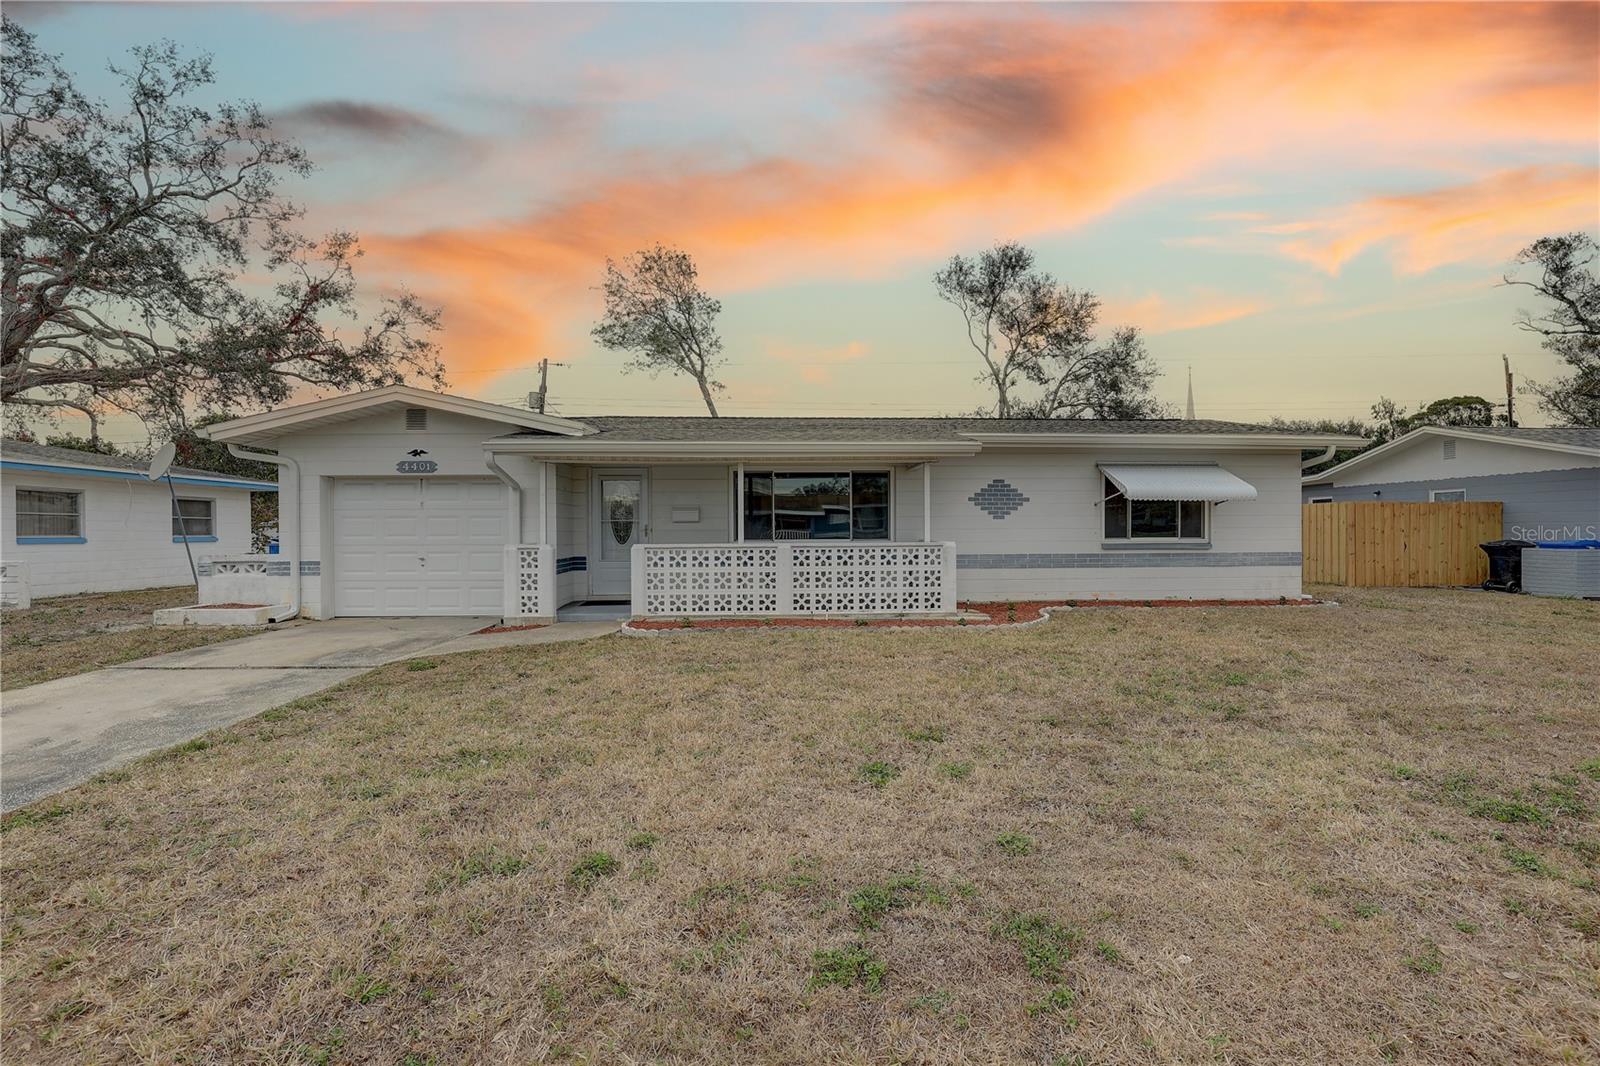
top-left (0, 18), bottom-right (444, 440)
top-left (933, 242), bottom-right (1165, 419)
top-left (1504, 232), bottom-right (1599, 427)
top-left (592, 244), bottom-right (725, 416)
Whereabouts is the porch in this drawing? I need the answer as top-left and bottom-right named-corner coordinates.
top-left (495, 449), bottom-right (965, 622)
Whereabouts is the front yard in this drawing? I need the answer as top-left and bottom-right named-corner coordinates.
top-left (2, 588), bottom-right (1596, 1063)
top-left (0, 586), bottom-right (254, 690)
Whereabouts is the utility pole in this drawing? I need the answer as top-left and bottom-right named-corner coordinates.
top-left (528, 358), bottom-right (566, 414)
top-left (1501, 354), bottom-right (1516, 427)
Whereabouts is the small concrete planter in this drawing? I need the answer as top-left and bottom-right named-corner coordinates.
top-left (153, 604), bottom-right (275, 627)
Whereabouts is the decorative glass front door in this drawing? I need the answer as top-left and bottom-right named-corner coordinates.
top-left (590, 472), bottom-right (645, 599)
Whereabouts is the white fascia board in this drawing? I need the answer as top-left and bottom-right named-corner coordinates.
top-left (961, 432), bottom-right (1368, 450)
top-left (480, 439), bottom-right (982, 461)
top-left (1300, 425), bottom-right (1600, 485)
top-left (202, 385), bottom-right (594, 443)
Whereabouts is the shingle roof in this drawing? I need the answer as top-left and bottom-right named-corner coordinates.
top-left (1438, 426), bottom-right (1600, 450)
top-left (1, 439), bottom-right (275, 485)
top-left (519, 416), bottom-right (1299, 443)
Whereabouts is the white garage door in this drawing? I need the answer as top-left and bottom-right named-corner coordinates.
top-left (333, 478), bottom-right (505, 616)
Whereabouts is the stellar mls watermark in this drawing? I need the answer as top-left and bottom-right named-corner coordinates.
top-left (1508, 525), bottom-right (1598, 541)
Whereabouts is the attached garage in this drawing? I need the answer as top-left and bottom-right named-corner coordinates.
top-left (332, 478), bottom-right (506, 616)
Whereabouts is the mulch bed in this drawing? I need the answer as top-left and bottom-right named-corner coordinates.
top-left (625, 597), bottom-right (1325, 632)
top-left (192, 603), bottom-right (267, 610)
top-left (474, 622), bottom-right (549, 634)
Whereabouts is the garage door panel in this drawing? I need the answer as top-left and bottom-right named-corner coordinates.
top-left (333, 478), bottom-right (505, 617)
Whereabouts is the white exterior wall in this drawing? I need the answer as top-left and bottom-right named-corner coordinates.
top-left (555, 464), bottom-right (589, 607)
top-left (935, 448), bottom-right (1304, 600)
top-left (268, 409), bottom-right (552, 619)
top-left (1324, 434), bottom-right (1600, 486)
top-left (2, 470), bottom-right (254, 599)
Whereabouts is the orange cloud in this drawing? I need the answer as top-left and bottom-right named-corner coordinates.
top-left (1102, 292), bottom-right (1268, 335)
top-left (764, 339), bottom-right (871, 385)
top-left (1275, 165), bottom-right (1600, 275)
top-left (352, 3), bottom-right (1597, 386)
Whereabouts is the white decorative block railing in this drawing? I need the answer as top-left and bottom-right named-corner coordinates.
top-left (196, 554), bottom-right (292, 606)
top-left (504, 543), bottom-right (555, 620)
top-left (631, 542), bottom-right (957, 617)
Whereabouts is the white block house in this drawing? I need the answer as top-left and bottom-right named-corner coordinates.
top-left (1, 440), bottom-right (277, 602)
top-left (198, 386), bottom-right (1362, 621)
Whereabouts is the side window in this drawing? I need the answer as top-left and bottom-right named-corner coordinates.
top-left (173, 497), bottom-right (216, 538)
top-left (16, 489), bottom-right (84, 540)
top-left (1103, 477), bottom-right (1206, 540)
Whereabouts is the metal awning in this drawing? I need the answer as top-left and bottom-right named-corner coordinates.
top-left (1099, 464), bottom-right (1258, 502)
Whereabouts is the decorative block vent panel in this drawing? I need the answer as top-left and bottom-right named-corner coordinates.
top-left (968, 478), bottom-right (1030, 519)
top-left (636, 542), bottom-right (953, 617)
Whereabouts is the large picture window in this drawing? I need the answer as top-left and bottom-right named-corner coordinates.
top-left (16, 489), bottom-right (83, 539)
top-left (172, 497), bottom-right (216, 538)
top-left (742, 471), bottom-right (890, 540)
top-left (1103, 476), bottom-right (1205, 540)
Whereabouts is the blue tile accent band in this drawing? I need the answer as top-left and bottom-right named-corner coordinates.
top-left (968, 479), bottom-right (1030, 519)
top-left (556, 555), bottom-right (588, 574)
top-left (16, 535), bottom-right (86, 544)
top-left (174, 535), bottom-right (219, 543)
top-left (957, 551), bottom-right (1302, 569)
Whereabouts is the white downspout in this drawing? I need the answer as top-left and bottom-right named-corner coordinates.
top-left (1301, 445), bottom-right (1338, 470)
top-left (227, 444), bottom-right (300, 623)
top-left (483, 450), bottom-right (524, 544)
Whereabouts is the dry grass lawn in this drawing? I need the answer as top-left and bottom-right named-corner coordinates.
top-left (0, 586), bottom-right (255, 690)
top-left (2, 587), bottom-right (1597, 1064)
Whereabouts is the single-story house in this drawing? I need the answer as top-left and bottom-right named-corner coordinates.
top-left (198, 385), bottom-right (1361, 621)
top-left (1, 439), bottom-right (278, 603)
top-left (1301, 426), bottom-right (1600, 542)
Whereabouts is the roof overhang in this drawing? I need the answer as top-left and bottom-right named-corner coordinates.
top-left (962, 432), bottom-right (1368, 451)
top-left (482, 438), bottom-right (983, 463)
top-left (1301, 425), bottom-right (1600, 485)
top-left (202, 385), bottom-right (594, 446)
top-left (0, 458), bottom-right (276, 491)
top-left (1100, 463), bottom-right (1258, 502)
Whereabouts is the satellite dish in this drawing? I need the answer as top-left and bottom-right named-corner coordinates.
top-left (146, 442), bottom-right (177, 481)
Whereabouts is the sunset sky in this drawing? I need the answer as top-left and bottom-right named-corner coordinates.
top-left (13, 1), bottom-right (1600, 433)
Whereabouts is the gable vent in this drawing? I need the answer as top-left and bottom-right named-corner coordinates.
top-left (405, 407), bottom-right (428, 431)
top-left (1442, 439), bottom-right (1456, 460)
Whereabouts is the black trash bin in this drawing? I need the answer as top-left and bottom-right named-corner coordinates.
top-left (1480, 539), bottom-right (1535, 593)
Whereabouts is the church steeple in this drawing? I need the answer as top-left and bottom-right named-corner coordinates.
top-left (1185, 366), bottom-right (1196, 420)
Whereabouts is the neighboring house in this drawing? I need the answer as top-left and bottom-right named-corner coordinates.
top-left (200, 386), bottom-right (1360, 621)
top-left (1, 439), bottom-right (278, 601)
top-left (1301, 426), bottom-right (1600, 542)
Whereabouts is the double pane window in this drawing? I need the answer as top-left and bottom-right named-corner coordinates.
top-left (16, 489), bottom-right (82, 537)
top-left (173, 497), bottom-right (215, 537)
top-left (1103, 477), bottom-right (1205, 540)
top-left (742, 471), bottom-right (890, 540)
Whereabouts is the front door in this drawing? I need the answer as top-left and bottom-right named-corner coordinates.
top-left (590, 470), bottom-right (646, 600)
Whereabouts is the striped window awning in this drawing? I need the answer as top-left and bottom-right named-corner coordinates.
top-left (1099, 464), bottom-right (1258, 502)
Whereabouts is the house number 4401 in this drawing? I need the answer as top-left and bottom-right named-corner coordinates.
top-left (396, 459), bottom-right (439, 474)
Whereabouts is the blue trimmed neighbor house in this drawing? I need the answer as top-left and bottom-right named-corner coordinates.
top-left (1, 439), bottom-right (277, 603)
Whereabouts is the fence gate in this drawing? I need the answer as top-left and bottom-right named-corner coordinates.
top-left (1302, 501), bottom-right (1503, 587)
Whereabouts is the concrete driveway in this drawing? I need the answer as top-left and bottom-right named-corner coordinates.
top-left (1, 617), bottom-right (490, 812)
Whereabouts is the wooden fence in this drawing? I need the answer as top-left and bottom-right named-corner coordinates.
top-left (1301, 501), bottom-right (1503, 587)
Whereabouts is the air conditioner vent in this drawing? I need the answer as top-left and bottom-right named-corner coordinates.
top-left (405, 407), bottom-right (428, 431)
top-left (1442, 439), bottom-right (1456, 460)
